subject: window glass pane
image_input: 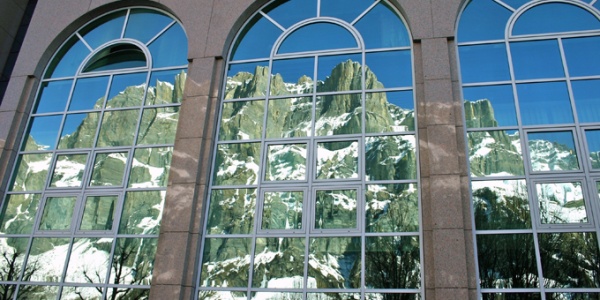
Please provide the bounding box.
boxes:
[207,189,256,235]
[146,69,186,105]
[366,184,419,232]
[316,141,358,180]
[80,11,126,49]
[137,106,179,145]
[308,237,360,288]
[225,62,269,99]
[317,54,362,92]
[546,293,600,300]
[50,153,88,187]
[468,130,524,177]
[517,82,573,125]
[252,292,303,299]
[366,294,420,300]
[46,37,91,78]
[83,44,147,72]
[266,96,313,138]
[536,182,587,224]
[231,15,282,61]
[96,109,139,147]
[355,2,410,48]
[463,85,517,128]
[219,100,265,141]
[34,80,72,113]
[107,288,149,299]
[80,196,117,231]
[270,57,314,96]
[26,237,71,281]
[315,189,357,230]
[264,0,316,29]
[57,77,90,102]
[261,191,303,230]
[119,191,164,235]
[457,0,512,42]
[586,129,600,169]
[483,293,540,300]
[365,236,420,288]
[563,36,600,77]
[459,44,510,83]
[10,153,52,192]
[510,40,564,80]
[0,194,40,234]
[366,91,415,133]
[0,237,29,281]
[64,238,112,283]
[106,72,147,108]
[200,238,252,287]
[90,152,128,186]
[110,238,158,285]
[39,197,76,230]
[527,131,579,172]
[316,94,362,136]
[22,115,62,151]
[212,143,261,186]
[124,9,173,44]
[148,23,188,68]
[512,3,600,36]
[58,113,100,149]
[265,143,307,181]
[472,180,531,230]
[61,286,104,300]
[502,0,530,10]
[320,0,374,22]
[477,234,539,288]
[538,232,600,288]
[252,237,305,288]
[18,285,60,299]
[366,135,416,180]
[128,147,173,188]
[365,50,412,89]
[278,23,357,54]
[572,79,600,123]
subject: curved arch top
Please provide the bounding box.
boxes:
[229,0,411,61]
[509,1,600,37]
[276,19,361,55]
[45,7,188,79]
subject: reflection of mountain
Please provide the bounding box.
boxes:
[468,99,597,289]
[465,99,579,177]
[205,61,420,293]
[1,72,185,295]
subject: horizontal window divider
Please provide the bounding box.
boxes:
[365,179,418,185]
[273,47,363,59]
[209,185,259,190]
[462,80,514,87]
[363,232,420,236]
[513,78,568,84]
[475,229,534,235]
[149,65,188,72]
[508,29,600,41]
[457,39,507,46]
[82,66,149,77]
[479,288,542,293]
[363,46,412,53]
[364,131,417,137]
[470,176,527,181]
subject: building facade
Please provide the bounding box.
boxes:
[0,0,598,299]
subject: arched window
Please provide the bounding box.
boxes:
[458,0,600,298]
[197,0,421,299]
[0,7,187,299]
